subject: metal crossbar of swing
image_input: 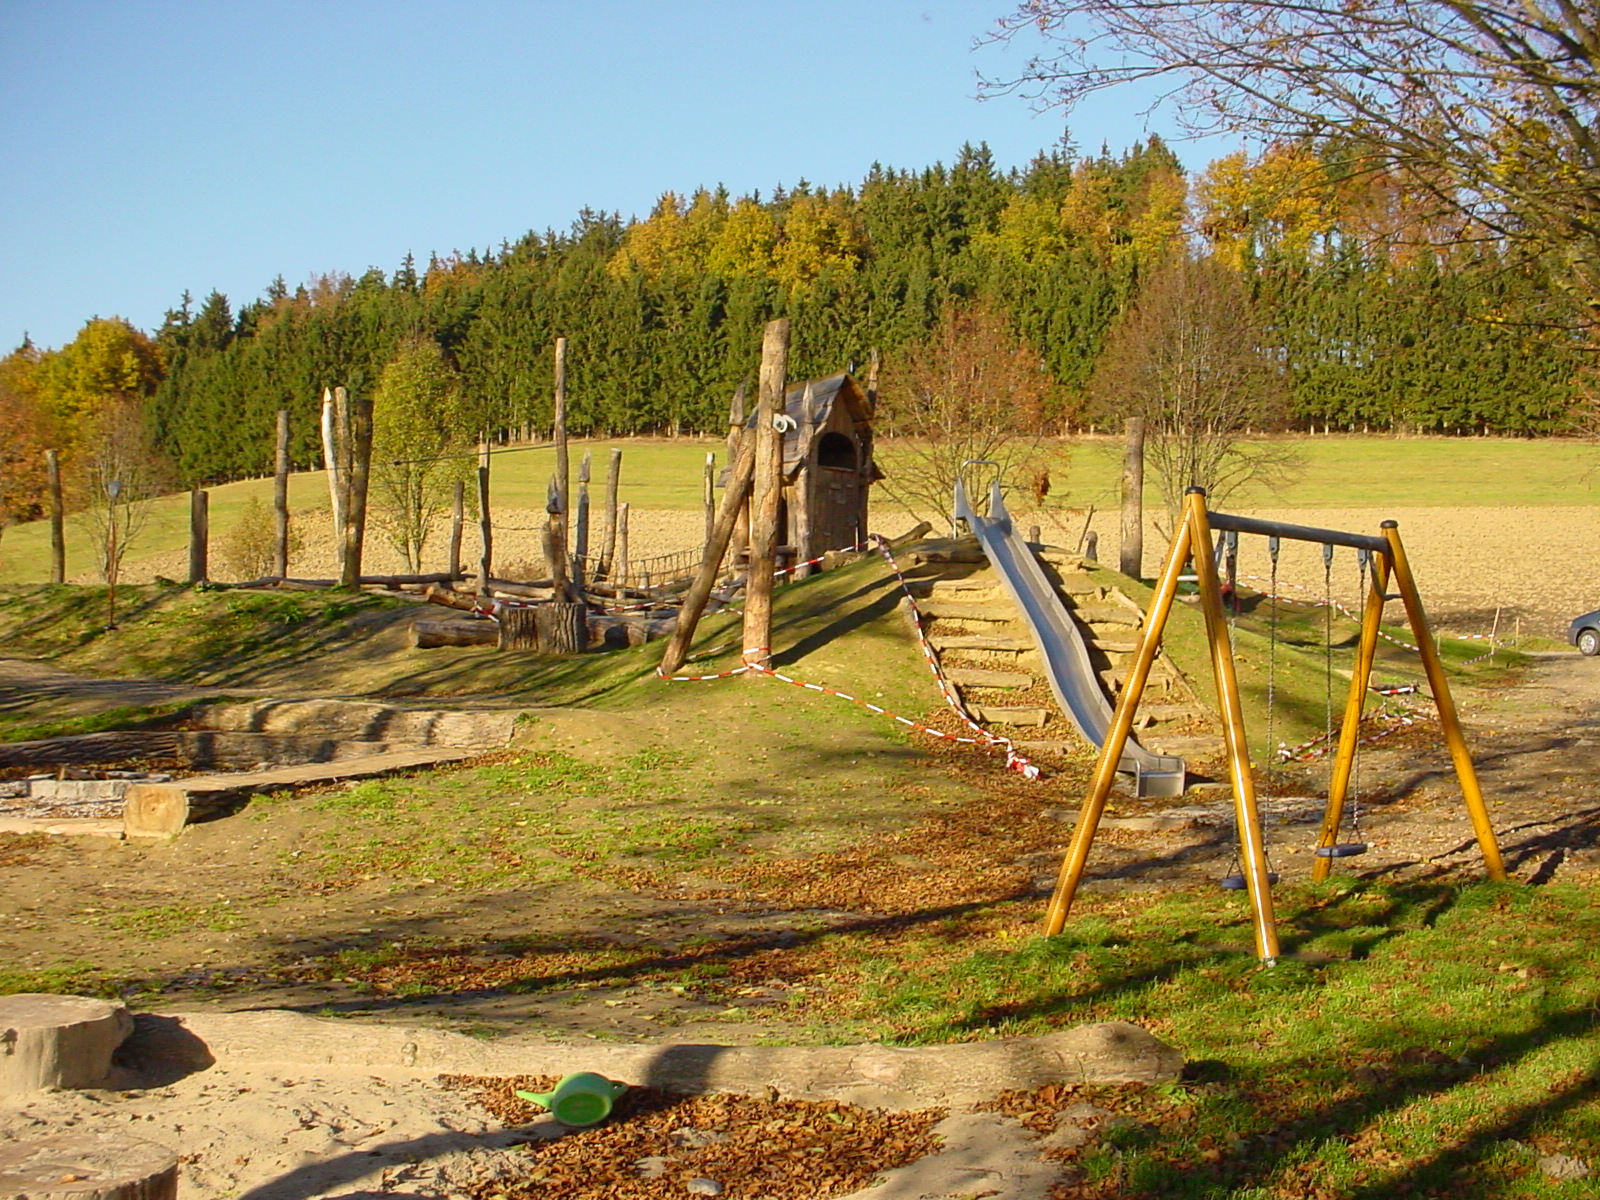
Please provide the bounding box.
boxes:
[1041,489,1508,966]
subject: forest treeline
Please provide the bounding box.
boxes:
[0,137,1588,513]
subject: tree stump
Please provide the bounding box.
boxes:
[535,602,587,653]
[0,994,132,1095]
[0,1132,177,1200]
[497,605,539,651]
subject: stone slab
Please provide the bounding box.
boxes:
[945,668,1034,690]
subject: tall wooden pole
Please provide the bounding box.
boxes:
[273,409,291,578]
[545,477,570,598]
[601,447,622,577]
[617,502,631,590]
[702,451,715,550]
[551,337,570,597]
[449,480,465,578]
[45,450,64,584]
[476,441,493,597]
[187,489,209,584]
[575,449,592,588]
[743,318,790,673]
[339,394,373,590]
[320,388,344,547]
[1120,416,1145,579]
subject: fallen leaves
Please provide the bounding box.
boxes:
[445,1074,945,1200]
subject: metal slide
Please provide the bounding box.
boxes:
[953,478,1186,799]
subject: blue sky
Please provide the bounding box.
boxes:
[0,1,1236,352]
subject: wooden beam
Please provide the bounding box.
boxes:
[658,425,757,677]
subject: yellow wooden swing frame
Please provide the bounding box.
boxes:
[1042,488,1507,964]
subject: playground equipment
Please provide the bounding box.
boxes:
[1042,487,1507,964]
[954,475,1185,798]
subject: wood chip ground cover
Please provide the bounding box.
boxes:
[444,1074,945,1200]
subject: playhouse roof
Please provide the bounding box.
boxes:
[743,372,873,475]
[718,371,881,487]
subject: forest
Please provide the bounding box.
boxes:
[0,135,1587,519]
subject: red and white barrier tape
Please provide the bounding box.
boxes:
[654,534,1041,780]
[1238,574,1422,652]
[1275,708,1422,763]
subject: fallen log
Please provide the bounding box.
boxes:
[222,572,472,590]
[414,616,499,648]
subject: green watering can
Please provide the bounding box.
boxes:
[516,1072,629,1126]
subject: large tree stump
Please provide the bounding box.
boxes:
[536,602,587,653]
[497,605,539,650]
[0,994,132,1095]
[0,1132,177,1200]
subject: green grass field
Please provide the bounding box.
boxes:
[4,435,1596,585]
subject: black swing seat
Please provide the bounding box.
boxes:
[1220,872,1280,890]
[1314,842,1369,858]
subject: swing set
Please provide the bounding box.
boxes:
[1043,488,1507,965]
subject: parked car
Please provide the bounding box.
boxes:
[1569,609,1600,656]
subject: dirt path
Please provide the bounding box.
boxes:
[0,657,243,723]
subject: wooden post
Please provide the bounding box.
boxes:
[703,451,715,550]
[551,337,571,597]
[1120,416,1145,580]
[544,477,570,597]
[743,318,790,672]
[728,382,750,561]
[793,381,816,580]
[575,449,591,587]
[187,489,209,584]
[659,425,758,676]
[273,409,291,578]
[339,394,372,590]
[321,387,345,562]
[617,502,630,590]
[45,450,64,584]
[449,480,465,578]
[601,447,622,578]
[476,441,493,597]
